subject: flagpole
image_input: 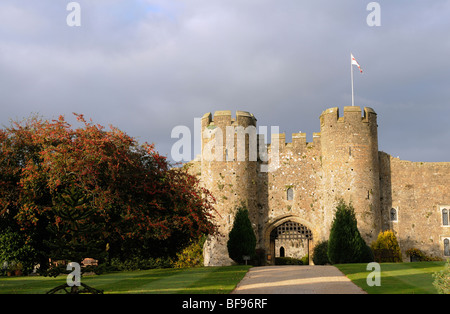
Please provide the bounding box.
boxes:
[351,54,355,106]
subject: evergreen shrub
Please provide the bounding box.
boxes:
[174,235,206,268]
[227,205,256,264]
[371,230,402,262]
[312,240,330,265]
[327,199,373,264]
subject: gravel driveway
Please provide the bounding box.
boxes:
[232,265,366,294]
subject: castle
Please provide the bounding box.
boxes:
[187,106,450,266]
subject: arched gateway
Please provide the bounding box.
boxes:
[266,219,314,265]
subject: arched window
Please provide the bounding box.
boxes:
[280,246,285,257]
[390,208,398,222]
[442,208,449,226]
[287,188,293,201]
[444,239,450,256]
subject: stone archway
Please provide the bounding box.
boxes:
[264,216,315,265]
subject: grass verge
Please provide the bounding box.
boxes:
[335,261,446,294]
[0,265,251,294]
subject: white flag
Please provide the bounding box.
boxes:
[351,53,363,73]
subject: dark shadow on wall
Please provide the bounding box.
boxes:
[378,151,392,231]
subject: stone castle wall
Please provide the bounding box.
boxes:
[188,106,450,265]
[379,152,450,259]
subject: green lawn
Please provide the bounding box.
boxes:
[336,261,446,294]
[3,262,445,294]
[0,265,251,294]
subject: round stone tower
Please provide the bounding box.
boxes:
[319,106,381,244]
[201,110,259,266]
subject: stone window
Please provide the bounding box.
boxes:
[390,208,398,222]
[286,188,294,201]
[444,238,450,256]
[442,208,449,226]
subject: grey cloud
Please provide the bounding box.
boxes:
[0,1,449,162]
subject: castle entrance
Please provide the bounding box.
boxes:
[269,221,313,265]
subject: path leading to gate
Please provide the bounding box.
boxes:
[232,265,366,294]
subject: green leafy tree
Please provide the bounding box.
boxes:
[227,205,256,264]
[0,227,37,275]
[327,199,373,264]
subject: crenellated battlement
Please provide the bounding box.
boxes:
[201,110,259,163]
[202,107,377,156]
[268,132,321,153]
[319,106,377,128]
[201,110,257,130]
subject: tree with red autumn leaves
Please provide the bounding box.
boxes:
[0,114,216,277]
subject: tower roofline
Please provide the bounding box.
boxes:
[320,106,377,126]
[201,110,257,127]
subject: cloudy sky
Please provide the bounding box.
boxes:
[1,0,449,163]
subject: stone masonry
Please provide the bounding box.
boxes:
[187,106,450,266]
